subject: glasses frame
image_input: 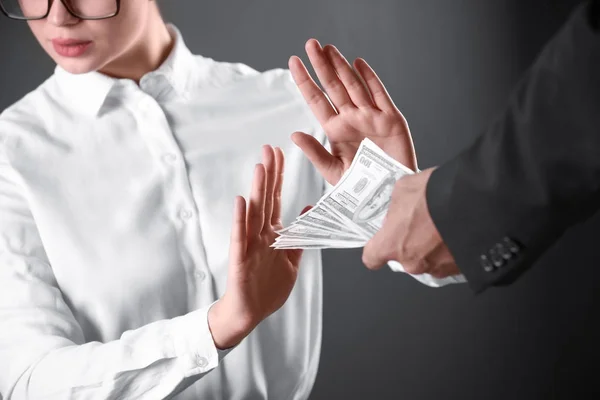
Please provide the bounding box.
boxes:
[0,0,121,20]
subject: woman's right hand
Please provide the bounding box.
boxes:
[208,145,308,349]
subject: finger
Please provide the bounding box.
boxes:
[300,205,313,215]
[291,131,343,185]
[323,45,374,109]
[353,58,398,113]
[247,163,267,238]
[229,196,247,266]
[429,268,449,279]
[271,147,285,225]
[289,55,337,126]
[262,145,276,230]
[304,39,354,111]
[362,229,393,271]
[402,260,424,275]
[429,263,460,279]
[402,260,429,275]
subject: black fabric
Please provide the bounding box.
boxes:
[591,0,599,29]
[426,1,600,293]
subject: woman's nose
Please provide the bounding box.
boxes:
[47,0,79,26]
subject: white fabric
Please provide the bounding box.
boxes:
[0,24,460,400]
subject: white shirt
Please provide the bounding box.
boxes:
[0,24,462,400]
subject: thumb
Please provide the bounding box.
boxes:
[291,132,342,185]
[362,228,391,271]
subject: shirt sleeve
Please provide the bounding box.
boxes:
[387,260,467,287]
[0,145,226,399]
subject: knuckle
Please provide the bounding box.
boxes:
[348,79,364,91]
[326,78,342,90]
[307,91,323,105]
[403,262,420,274]
[410,259,429,275]
[361,254,371,268]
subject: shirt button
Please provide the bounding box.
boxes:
[162,153,177,164]
[195,355,208,368]
[179,209,193,220]
[194,270,206,281]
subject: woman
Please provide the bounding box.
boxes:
[0,0,450,398]
[0,0,328,398]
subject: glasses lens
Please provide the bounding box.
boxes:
[0,0,118,19]
[1,0,47,19]
[68,0,117,19]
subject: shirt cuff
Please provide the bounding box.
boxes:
[168,302,231,378]
[387,260,468,287]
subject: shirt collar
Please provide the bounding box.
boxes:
[54,24,198,117]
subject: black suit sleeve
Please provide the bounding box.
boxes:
[425,0,600,293]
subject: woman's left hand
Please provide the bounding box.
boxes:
[289,39,418,186]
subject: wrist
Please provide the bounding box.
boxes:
[207,296,256,350]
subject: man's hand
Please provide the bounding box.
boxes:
[289,39,418,185]
[208,146,307,349]
[362,168,461,279]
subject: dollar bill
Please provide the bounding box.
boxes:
[292,205,361,237]
[275,223,363,242]
[270,242,363,250]
[318,139,413,237]
[272,138,413,250]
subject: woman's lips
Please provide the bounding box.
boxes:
[51,38,92,57]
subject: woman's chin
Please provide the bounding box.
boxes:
[54,57,101,75]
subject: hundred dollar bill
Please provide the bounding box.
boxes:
[291,205,361,237]
[273,237,365,246]
[275,223,363,242]
[318,138,414,237]
[271,242,364,250]
[272,236,366,248]
[296,204,346,226]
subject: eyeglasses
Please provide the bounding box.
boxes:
[0,0,121,20]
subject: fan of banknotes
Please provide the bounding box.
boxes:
[272,138,414,250]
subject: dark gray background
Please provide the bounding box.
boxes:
[1,1,598,399]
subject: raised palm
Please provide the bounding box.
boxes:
[224,146,304,326]
[289,39,418,185]
[210,146,307,349]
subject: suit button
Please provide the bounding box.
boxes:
[503,237,520,253]
[495,243,512,260]
[489,248,504,267]
[480,255,494,272]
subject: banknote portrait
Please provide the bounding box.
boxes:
[353,173,399,224]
